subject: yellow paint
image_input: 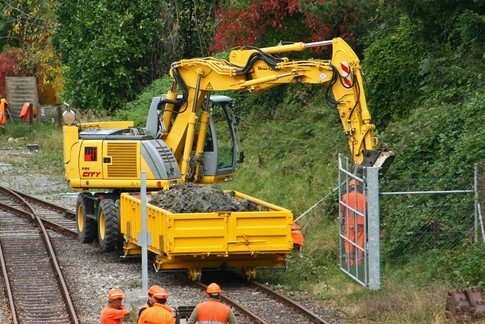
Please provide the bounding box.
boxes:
[119,191,293,271]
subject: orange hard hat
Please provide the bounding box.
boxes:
[348,179,358,187]
[206,283,222,294]
[291,222,301,231]
[148,285,163,295]
[153,288,169,299]
[107,288,125,301]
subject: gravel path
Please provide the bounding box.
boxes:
[0,148,340,323]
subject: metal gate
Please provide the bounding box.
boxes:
[338,155,482,290]
[338,155,381,289]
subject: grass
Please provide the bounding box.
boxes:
[0,120,65,176]
[1,99,480,323]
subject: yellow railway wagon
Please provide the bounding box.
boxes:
[120,191,293,280]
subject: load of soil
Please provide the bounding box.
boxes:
[149,183,267,213]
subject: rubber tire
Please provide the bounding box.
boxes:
[97,199,119,252]
[76,194,96,243]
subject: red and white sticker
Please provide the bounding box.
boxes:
[340,61,353,87]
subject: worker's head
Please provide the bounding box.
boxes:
[153,289,169,304]
[147,285,163,305]
[107,288,125,308]
[206,283,222,299]
[348,179,359,188]
[291,222,301,231]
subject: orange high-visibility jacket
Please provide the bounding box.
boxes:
[196,299,231,323]
[100,305,129,324]
[137,303,174,324]
[0,99,7,125]
[291,223,304,246]
[19,102,37,121]
[341,189,367,226]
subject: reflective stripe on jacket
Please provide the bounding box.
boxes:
[197,299,231,324]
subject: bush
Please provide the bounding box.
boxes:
[363,16,425,126]
[114,76,173,126]
[0,48,31,97]
[52,0,166,111]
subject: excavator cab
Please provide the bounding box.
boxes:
[146,94,241,183]
[203,95,241,178]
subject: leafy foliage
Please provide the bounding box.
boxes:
[363,16,426,126]
[212,0,377,54]
[113,76,173,126]
[363,1,485,284]
[395,0,484,43]
[428,244,485,289]
[166,0,220,58]
[52,0,166,111]
[1,0,63,100]
[0,48,31,97]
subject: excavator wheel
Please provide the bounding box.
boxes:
[97,198,119,252]
[76,194,96,243]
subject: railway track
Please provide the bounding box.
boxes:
[0,186,78,323]
[188,272,330,324]
[1,187,335,323]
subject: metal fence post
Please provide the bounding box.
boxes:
[140,172,148,294]
[474,163,478,243]
[367,167,381,290]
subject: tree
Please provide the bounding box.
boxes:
[212,0,377,55]
[0,48,31,97]
[1,0,63,102]
[52,0,166,111]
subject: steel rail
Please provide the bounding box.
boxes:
[6,189,77,237]
[0,241,18,324]
[0,186,79,323]
[8,189,332,323]
[193,280,267,323]
[250,280,329,323]
[12,189,76,219]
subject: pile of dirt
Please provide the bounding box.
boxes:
[149,183,266,213]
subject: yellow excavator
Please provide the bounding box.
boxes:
[63,37,394,256]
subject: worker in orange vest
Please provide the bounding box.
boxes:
[138,285,163,318]
[0,98,8,126]
[187,283,237,324]
[100,288,131,323]
[340,179,367,265]
[137,289,175,324]
[291,222,304,251]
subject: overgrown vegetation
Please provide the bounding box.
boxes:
[366,0,485,291]
[1,0,484,322]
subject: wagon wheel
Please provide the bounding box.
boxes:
[243,267,256,281]
[188,268,202,281]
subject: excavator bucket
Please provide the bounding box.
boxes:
[361,149,395,175]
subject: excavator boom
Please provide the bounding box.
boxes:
[163,37,394,181]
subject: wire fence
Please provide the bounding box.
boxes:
[377,165,484,274]
[335,155,484,289]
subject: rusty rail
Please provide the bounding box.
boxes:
[0,186,79,323]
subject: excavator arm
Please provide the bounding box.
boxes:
[161,37,394,182]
